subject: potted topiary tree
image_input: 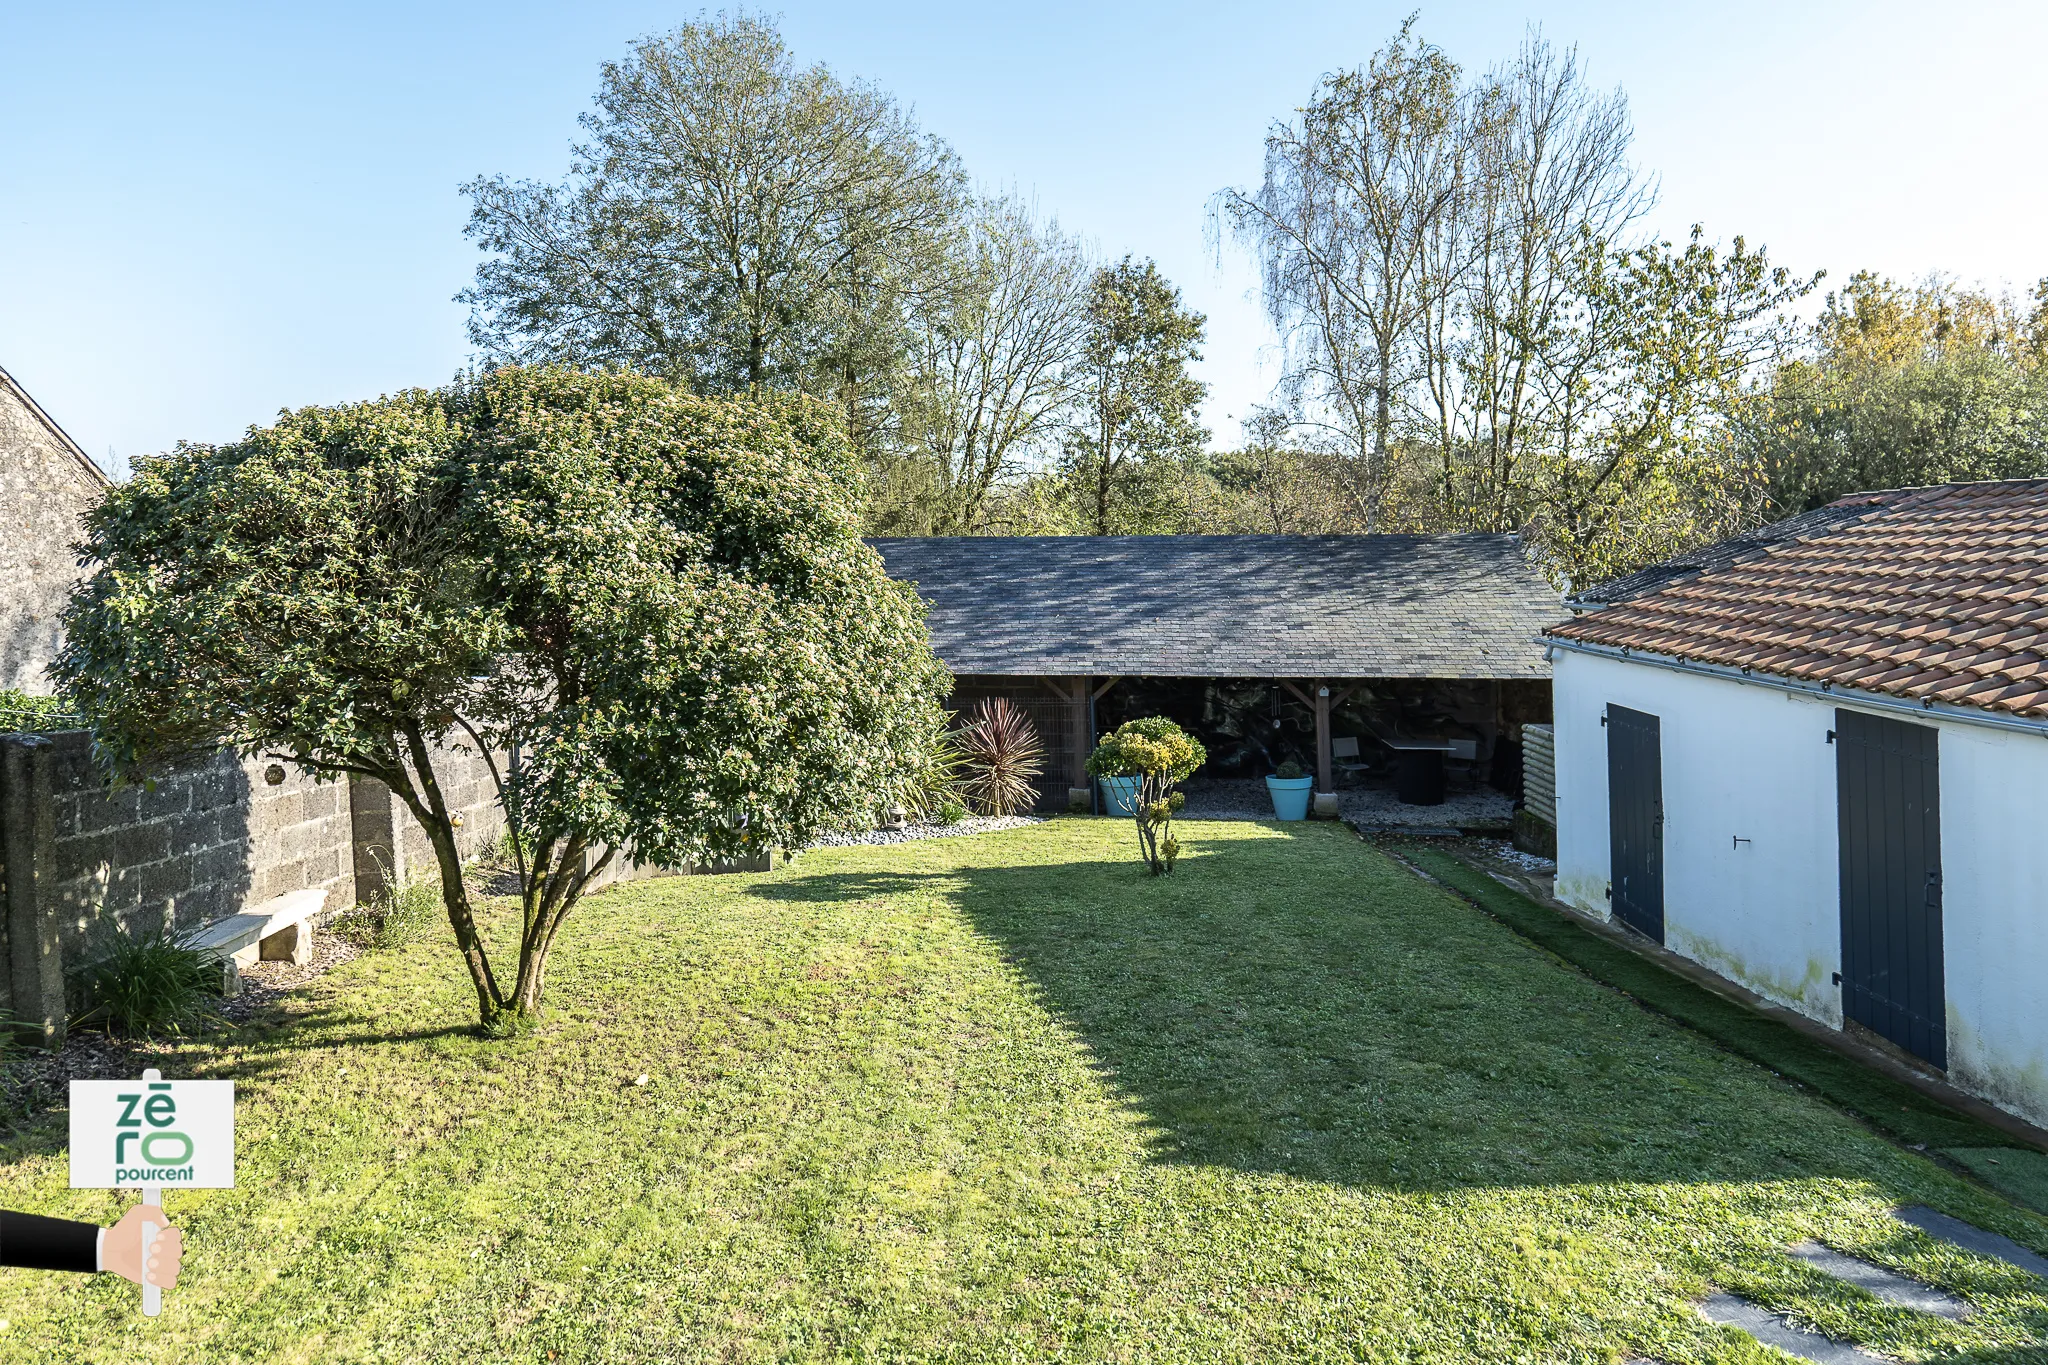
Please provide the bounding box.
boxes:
[1087,717,1207,875]
[1266,759,1313,821]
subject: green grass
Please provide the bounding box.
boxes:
[1,819,2045,1363]
[1395,840,2028,1158]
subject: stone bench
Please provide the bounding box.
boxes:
[189,888,327,995]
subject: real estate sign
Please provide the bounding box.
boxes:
[69,1077,235,1190]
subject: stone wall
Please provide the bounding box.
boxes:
[0,368,108,694]
[0,730,507,1041]
[349,743,509,900]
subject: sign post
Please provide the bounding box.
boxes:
[70,1067,234,1315]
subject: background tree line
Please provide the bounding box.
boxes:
[464,13,2048,588]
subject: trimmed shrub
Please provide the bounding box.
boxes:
[1088,717,1207,875]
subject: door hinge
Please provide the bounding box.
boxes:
[1603,885,1612,899]
[1832,971,1842,986]
[1600,712,1609,727]
[1826,729,1836,743]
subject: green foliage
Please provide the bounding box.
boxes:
[0,689,83,734]
[1088,717,1206,875]
[56,366,950,1032]
[78,929,216,1037]
[895,721,964,822]
[1273,759,1304,780]
[1750,272,2048,514]
[339,873,443,951]
[933,796,968,826]
[1053,257,1209,535]
[460,13,965,458]
[953,698,1043,817]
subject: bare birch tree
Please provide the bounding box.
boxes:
[877,198,1090,533]
[1418,36,1652,530]
[1213,18,1464,528]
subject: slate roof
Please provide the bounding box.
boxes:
[870,534,1563,679]
[1548,479,2048,717]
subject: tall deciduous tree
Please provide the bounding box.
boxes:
[1214,18,1463,528]
[459,14,965,441]
[57,368,950,1033]
[873,197,1091,534]
[1060,257,1209,535]
[1417,36,1650,529]
[1534,228,1815,584]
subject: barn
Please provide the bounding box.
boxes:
[872,534,1561,815]
[1545,479,2048,1127]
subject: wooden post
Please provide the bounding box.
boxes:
[1071,676,1092,797]
[1314,681,1332,794]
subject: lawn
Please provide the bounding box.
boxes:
[2,819,2045,1363]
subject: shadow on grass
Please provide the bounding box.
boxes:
[755,825,1886,1197]
[0,1008,478,1161]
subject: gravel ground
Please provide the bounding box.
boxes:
[805,815,1043,848]
[1472,837,1557,872]
[1174,777,1515,830]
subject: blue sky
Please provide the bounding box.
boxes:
[5,1,2044,474]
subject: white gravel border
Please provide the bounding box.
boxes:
[805,815,1043,848]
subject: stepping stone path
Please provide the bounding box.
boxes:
[1893,1203,2048,1279]
[1786,1240,1971,1319]
[1698,1294,1888,1365]
[1638,1206,2048,1363]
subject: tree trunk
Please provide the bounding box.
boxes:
[396,721,510,1032]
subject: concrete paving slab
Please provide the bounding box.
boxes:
[1894,1205,2048,1279]
[1699,1294,1888,1364]
[1787,1240,1970,1318]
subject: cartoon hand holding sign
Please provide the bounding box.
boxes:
[66,1068,233,1315]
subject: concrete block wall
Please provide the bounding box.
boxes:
[350,743,507,901]
[0,730,507,1041]
[39,734,357,951]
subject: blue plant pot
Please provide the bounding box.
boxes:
[1265,774,1314,821]
[1098,775,1142,817]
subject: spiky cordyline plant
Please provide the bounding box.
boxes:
[954,698,1044,817]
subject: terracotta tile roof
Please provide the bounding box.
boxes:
[1547,479,2048,718]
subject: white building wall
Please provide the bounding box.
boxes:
[1553,646,2048,1128]
[1935,726,2048,1123]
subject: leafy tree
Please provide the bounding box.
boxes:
[1057,257,1209,535]
[1750,272,2048,513]
[1087,718,1206,875]
[57,368,950,1033]
[460,15,965,439]
[1530,227,1816,585]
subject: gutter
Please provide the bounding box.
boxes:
[1542,637,2048,743]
